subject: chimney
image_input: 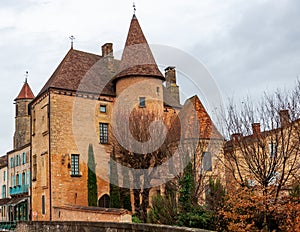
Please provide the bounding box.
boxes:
[252,123,260,136]
[165,66,180,105]
[165,66,176,88]
[231,133,242,143]
[101,43,113,57]
[279,110,290,127]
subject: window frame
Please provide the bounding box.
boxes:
[10,157,14,168]
[42,195,45,215]
[32,155,37,181]
[71,154,80,177]
[22,152,26,164]
[100,105,107,113]
[139,97,146,108]
[99,123,109,144]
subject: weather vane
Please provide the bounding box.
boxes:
[24,71,28,83]
[133,2,136,15]
[69,35,75,49]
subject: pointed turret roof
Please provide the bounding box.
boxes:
[15,79,35,101]
[114,14,165,81]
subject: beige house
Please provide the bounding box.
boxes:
[224,110,300,193]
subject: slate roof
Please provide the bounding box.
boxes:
[37,49,118,98]
[114,14,165,81]
[15,81,35,101]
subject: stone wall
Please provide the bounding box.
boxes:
[52,205,131,222]
[16,221,212,232]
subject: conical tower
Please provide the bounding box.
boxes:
[14,79,35,149]
[114,14,165,110]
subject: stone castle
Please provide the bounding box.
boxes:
[0,14,224,222]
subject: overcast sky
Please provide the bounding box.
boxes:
[0,0,299,155]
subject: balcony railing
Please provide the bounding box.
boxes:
[9,185,29,195]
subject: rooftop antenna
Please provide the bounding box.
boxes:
[69,35,75,49]
[24,71,28,83]
[133,2,136,15]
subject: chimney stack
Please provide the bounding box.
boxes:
[279,110,290,127]
[101,43,113,57]
[231,133,242,143]
[252,123,260,136]
[165,66,176,88]
[165,66,180,105]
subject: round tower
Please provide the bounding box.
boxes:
[14,78,35,149]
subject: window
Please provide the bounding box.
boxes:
[202,152,212,171]
[100,105,107,113]
[22,172,26,185]
[15,155,19,166]
[139,97,146,107]
[42,195,45,214]
[16,174,20,186]
[71,154,80,176]
[156,87,160,96]
[98,194,110,208]
[2,185,6,198]
[22,152,26,164]
[32,155,37,181]
[10,157,14,168]
[3,171,6,181]
[100,123,108,144]
[269,142,277,158]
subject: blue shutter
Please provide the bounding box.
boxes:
[23,152,26,164]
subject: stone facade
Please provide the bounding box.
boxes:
[0,13,226,224]
[30,90,114,221]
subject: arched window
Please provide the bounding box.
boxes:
[98,194,110,208]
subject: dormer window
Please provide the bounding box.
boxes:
[139,97,146,108]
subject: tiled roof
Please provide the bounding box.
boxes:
[37,49,118,98]
[0,198,10,206]
[181,95,223,140]
[114,14,164,81]
[0,155,7,168]
[15,81,35,101]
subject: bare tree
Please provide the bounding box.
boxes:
[221,81,300,230]
[111,106,180,222]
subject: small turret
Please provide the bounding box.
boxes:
[14,78,35,149]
